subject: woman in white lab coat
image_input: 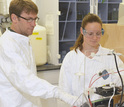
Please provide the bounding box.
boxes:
[0,0,82,107]
[59,13,124,106]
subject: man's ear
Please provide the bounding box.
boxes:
[11,14,18,22]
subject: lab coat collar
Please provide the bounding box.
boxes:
[93,45,112,62]
[76,46,101,59]
[6,28,30,45]
[95,45,112,56]
[77,45,110,63]
[92,45,104,62]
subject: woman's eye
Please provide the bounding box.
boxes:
[88,33,93,36]
[96,32,101,36]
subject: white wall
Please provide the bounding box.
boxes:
[36,0,60,65]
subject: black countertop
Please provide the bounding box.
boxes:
[37,64,61,71]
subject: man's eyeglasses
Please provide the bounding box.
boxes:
[16,14,39,23]
[82,28,104,38]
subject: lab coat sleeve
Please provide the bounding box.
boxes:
[0,45,58,99]
[59,52,73,94]
[0,44,82,106]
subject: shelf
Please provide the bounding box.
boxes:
[77,3,90,20]
[59,41,75,63]
[59,39,76,42]
[60,0,75,1]
[108,0,122,3]
[59,1,76,3]
[108,2,122,4]
[76,0,90,1]
[98,3,108,21]
[59,20,76,22]
[59,2,76,21]
[59,22,76,40]
[76,1,89,3]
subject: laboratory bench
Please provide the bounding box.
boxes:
[37,64,61,71]
[37,64,61,85]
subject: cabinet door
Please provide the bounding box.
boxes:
[98,0,108,23]
[76,0,90,39]
[59,0,77,63]
[77,1,90,21]
[59,2,76,41]
[59,0,90,63]
[107,0,122,23]
[98,0,122,23]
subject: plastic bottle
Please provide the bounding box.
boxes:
[29,23,47,66]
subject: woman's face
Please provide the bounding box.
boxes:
[81,22,102,49]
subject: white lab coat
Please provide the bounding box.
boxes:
[0,29,81,107]
[59,46,124,103]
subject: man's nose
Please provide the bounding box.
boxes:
[31,20,36,27]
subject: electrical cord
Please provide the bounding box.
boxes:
[89,69,124,88]
[72,92,91,107]
[88,91,92,107]
[72,92,83,107]
[89,74,97,88]
[108,86,115,107]
[89,72,111,88]
[113,53,124,107]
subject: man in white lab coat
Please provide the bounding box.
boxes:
[0,0,82,107]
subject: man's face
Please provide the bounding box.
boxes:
[16,12,38,36]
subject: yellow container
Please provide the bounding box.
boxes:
[29,24,47,66]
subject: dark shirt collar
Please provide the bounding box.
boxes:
[8,27,15,32]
